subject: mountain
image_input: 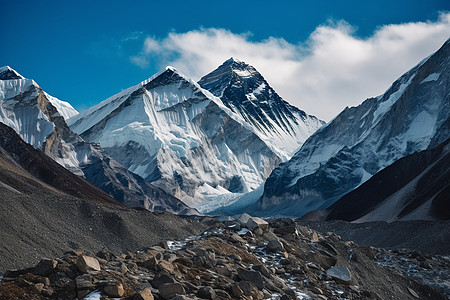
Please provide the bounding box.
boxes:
[0,122,121,206]
[0,67,193,214]
[258,39,450,217]
[326,138,450,222]
[198,58,324,160]
[0,124,207,271]
[68,67,282,206]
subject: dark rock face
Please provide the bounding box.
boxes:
[1,217,447,299]
[199,58,322,136]
[258,39,450,218]
[0,123,120,206]
[0,66,23,80]
[327,138,450,221]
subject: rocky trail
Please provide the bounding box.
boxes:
[0,216,447,299]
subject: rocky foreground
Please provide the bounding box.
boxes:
[0,216,448,300]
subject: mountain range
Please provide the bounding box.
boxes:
[0,66,194,214]
[67,62,323,206]
[256,38,450,219]
[0,39,449,222]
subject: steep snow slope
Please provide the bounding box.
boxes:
[258,39,450,217]
[68,67,281,206]
[327,138,450,222]
[199,58,324,160]
[0,67,194,214]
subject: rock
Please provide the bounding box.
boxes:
[76,255,101,273]
[32,259,58,276]
[407,287,420,299]
[159,282,186,299]
[326,266,351,283]
[252,265,271,278]
[237,213,252,226]
[105,282,124,297]
[215,265,232,276]
[139,256,158,269]
[267,240,284,252]
[133,288,154,300]
[262,231,279,242]
[197,286,216,299]
[237,268,264,290]
[34,282,44,293]
[164,253,178,263]
[75,274,94,290]
[247,217,269,231]
[232,281,264,299]
[311,231,319,242]
[157,260,175,273]
[151,271,176,288]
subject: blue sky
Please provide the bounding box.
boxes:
[1,0,449,120]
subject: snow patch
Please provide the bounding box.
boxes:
[420,73,440,84]
[373,74,416,121]
[83,291,101,300]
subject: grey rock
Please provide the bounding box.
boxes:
[197,286,216,299]
[267,240,284,252]
[159,282,186,299]
[326,266,351,283]
[237,268,264,290]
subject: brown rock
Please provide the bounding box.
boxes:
[134,288,154,300]
[139,256,158,269]
[105,283,124,297]
[157,260,175,273]
[76,255,101,273]
[232,281,263,299]
[34,282,44,293]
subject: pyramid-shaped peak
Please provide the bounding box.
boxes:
[225,57,245,64]
[0,66,25,80]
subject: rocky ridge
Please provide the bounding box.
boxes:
[1,216,446,299]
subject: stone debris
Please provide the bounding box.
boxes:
[0,216,447,299]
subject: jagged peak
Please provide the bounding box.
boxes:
[0,66,25,80]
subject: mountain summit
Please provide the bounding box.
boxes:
[68,67,282,206]
[199,58,324,159]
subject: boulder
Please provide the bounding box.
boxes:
[76,256,101,273]
[133,288,154,300]
[104,282,124,297]
[232,281,264,299]
[247,217,269,231]
[32,259,58,276]
[151,271,175,288]
[267,240,284,252]
[159,282,186,299]
[236,213,252,226]
[75,274,94,290]
[237,268,264,290]
[197,286,216,299]
[326,266,351,283]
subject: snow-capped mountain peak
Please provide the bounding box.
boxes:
[68,67,284,206]
[199,59,324,160]
[258,38,450,218]
[0,66,25,80]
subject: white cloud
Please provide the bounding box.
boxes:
[131,13,450,121]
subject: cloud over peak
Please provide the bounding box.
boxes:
[131,13,450,121]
